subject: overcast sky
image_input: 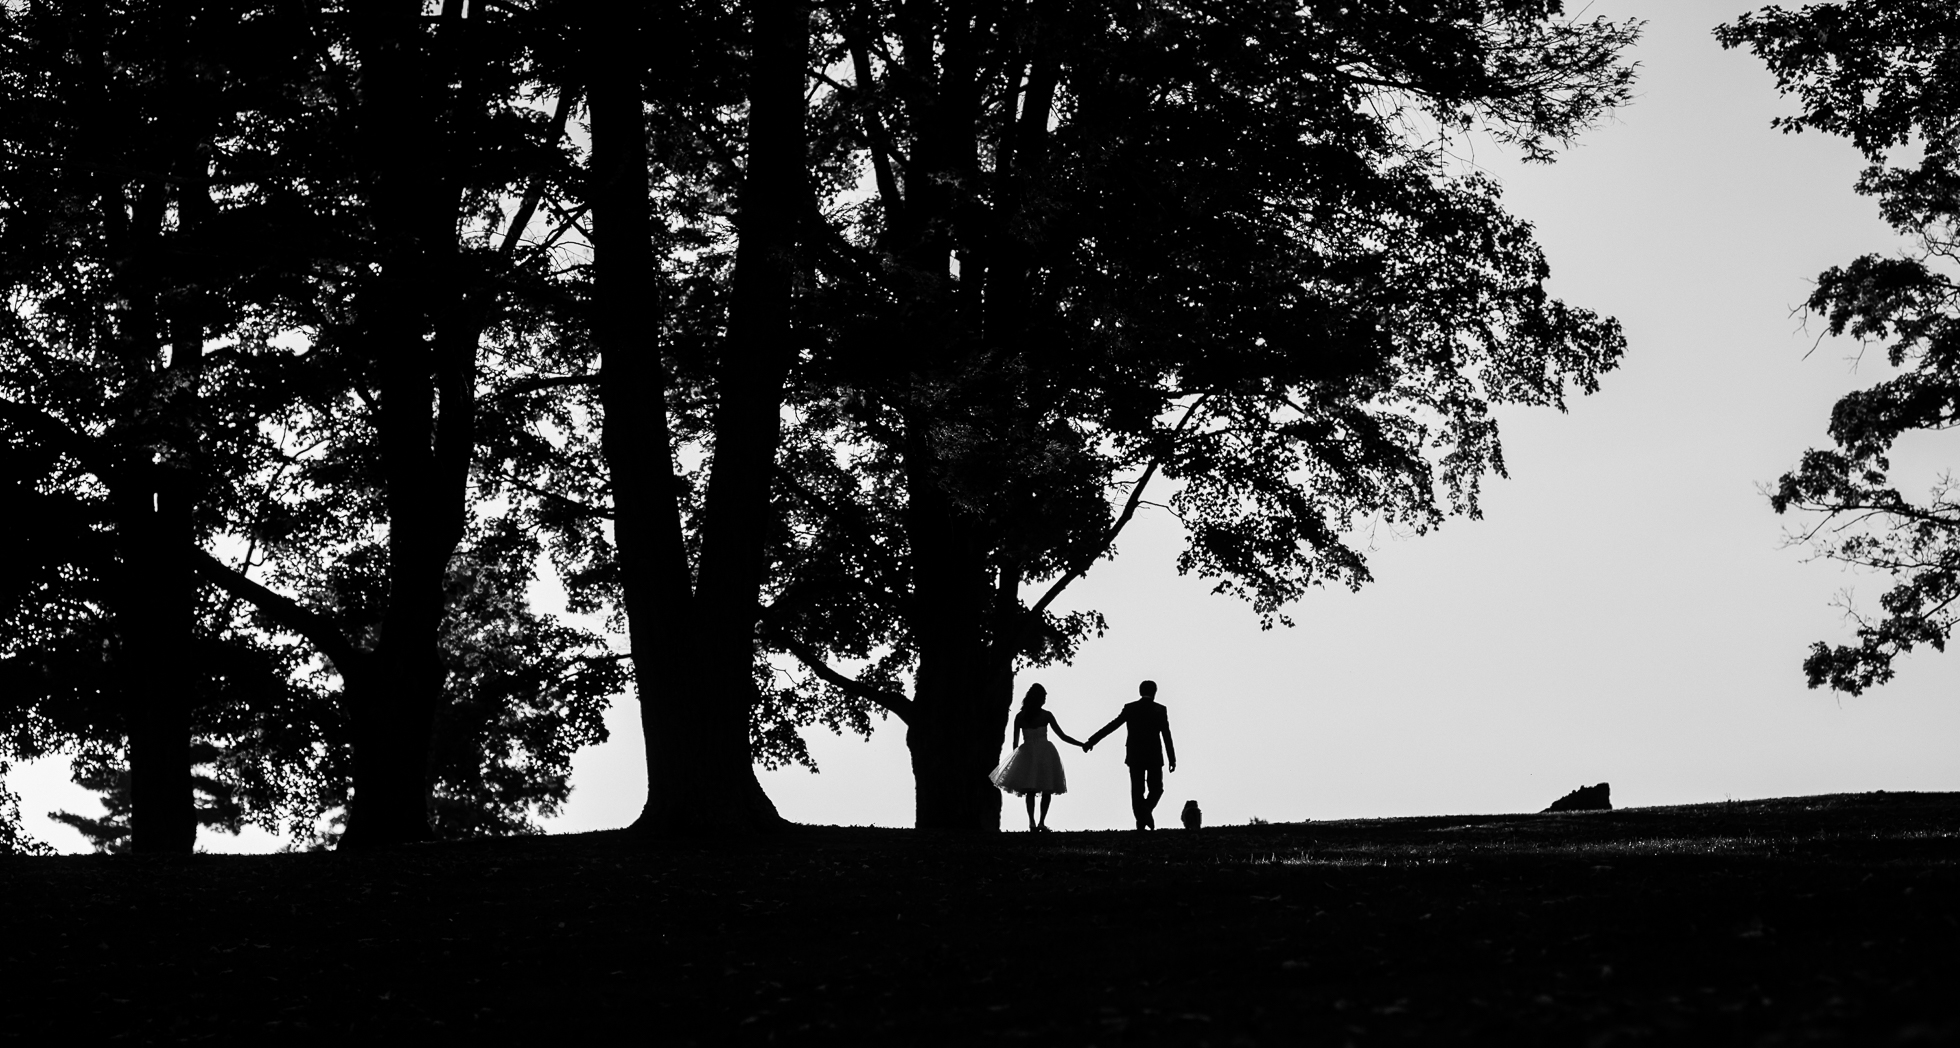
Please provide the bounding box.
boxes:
[14,0,1958,850]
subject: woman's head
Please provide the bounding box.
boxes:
[1022,683,1047,709]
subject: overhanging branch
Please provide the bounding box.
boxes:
[1013,395,1213,647]
[192,549,363,677]
[765,623,913,723]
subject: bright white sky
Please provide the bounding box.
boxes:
[12,0,1957,850]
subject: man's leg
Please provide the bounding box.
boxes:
[1128,764,1149,829]
[1142,765,1164,828]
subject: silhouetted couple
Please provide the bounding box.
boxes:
[990,680,1177,832]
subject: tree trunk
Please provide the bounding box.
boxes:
[119,471,196,854]
[858,13,1021,829]
[673,0,809,832]
[587,0,712,833]
[114,124,201,853]
[343,291,449,847]
[907,643,1015,830]
[339,0,462,847]
[125,60,221,854]
[591,1,803,834]
[902,436,1014,830]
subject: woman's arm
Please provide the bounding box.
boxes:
[1048,711,1084,748]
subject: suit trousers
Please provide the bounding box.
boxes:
[1128,763,1164,829]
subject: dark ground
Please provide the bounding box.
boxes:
[2,792,1955,1045]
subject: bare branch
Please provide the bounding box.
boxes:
[1017,395,1213,633]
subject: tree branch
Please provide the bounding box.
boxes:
[1015,395,1212,638]
[191,549,363,677]
[499,86,580,262]
[844,12,904,226]
[494,469,614,520]
[764,621,914,723]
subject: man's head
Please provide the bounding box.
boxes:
[1138,680,1157,699]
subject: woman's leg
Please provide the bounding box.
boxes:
[1024,792,1037,830]
[1038,793,1052,829]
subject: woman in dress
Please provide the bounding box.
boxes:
[990,683,1084,832]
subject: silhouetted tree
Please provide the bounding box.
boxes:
[578,0,819,833]
[0,0,328,851]
[765,0,1638,828]
[1721,1,1960,694]
[0,0,619,849]
[157,0,598,847]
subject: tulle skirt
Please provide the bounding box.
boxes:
[991,738,1067,796]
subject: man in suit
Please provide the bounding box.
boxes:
[1085,680,1177,830]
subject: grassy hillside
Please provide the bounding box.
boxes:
[2,792,1955,1044]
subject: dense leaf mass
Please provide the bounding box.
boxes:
[1721,1,1960,693]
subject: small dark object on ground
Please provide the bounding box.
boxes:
[1545,782,1612,812]
[1181,800,1202,829]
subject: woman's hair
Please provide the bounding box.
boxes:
[1022,683,1047,708]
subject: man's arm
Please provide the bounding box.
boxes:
[1084,708,1127,749]
[1161,713,1176,772]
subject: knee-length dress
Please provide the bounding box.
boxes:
[991,721,1067,796]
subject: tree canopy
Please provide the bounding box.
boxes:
[1721,0,1960,694]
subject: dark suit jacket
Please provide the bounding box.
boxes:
[1087,700,1171,767]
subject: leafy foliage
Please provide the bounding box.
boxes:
[766,0,1635,720]
[1721,1,1960,692]
[426,530,623,838]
